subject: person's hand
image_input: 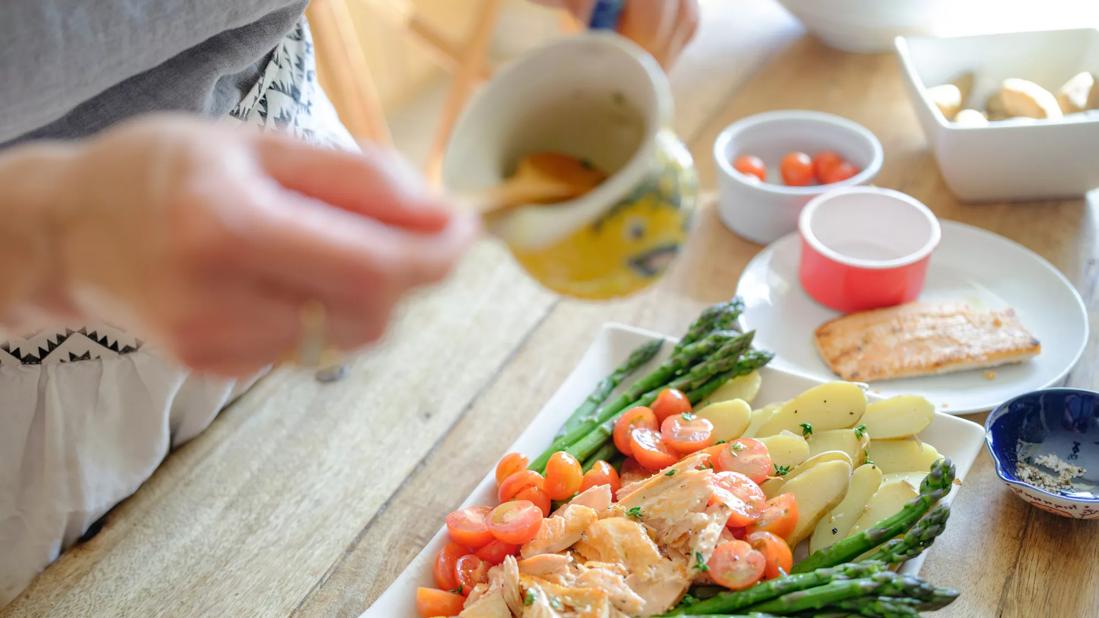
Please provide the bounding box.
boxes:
[537,0,700,68]
[0,114,476,376]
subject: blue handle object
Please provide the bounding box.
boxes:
[588,0,624,30]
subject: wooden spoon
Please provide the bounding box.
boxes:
[464,152,608,215]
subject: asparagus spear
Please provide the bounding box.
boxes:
[828,597,920,618]
[530,330,741,473]
[565,332,755,463]
[865,504,951,565]
[792,459,956,573]
[556,340,663,439]
[748,571,952,614]
[674,298,745,354]
[580,441,619,472]
[685,349,774,403]
[666,562,887,615]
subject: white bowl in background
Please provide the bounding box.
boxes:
[712,110,883,245]
[896,28,1099,202]
[776,0,949,53]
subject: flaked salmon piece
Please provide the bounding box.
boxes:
[466,582,491,606]
[614,452,710,503]
[518,553,576,585]
[611,454,717,545]
[572,517,691,615]
[487,555,523,616]
[553,485,612,517]
[573,518,664,572]
[521,504,599,559]
[519,576,613,618]
[521,581,563,618]
[574,562,646,616]
[460,588,513,618]
[814,302,1041,382]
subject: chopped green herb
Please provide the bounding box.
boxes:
[854,424,867,439]
[774,464,790,476]
[665,469,677,477]
[524,590,537,606]
[800,422,814,437]
[864,448,874,465]
[715,439,727,445]
[550,596,563,611]
[731,442,745,452]
[682,411,697,421]
[626,506,643,520]
[451,586,464,595]
[693,551,710,572]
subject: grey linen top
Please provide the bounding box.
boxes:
[0,0,308,146]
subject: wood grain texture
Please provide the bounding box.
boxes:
[3,7,1097,618]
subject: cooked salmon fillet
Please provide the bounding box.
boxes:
[814,302,1041,382]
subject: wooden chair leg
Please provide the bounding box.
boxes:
[423,0,503,183]
[307,0,393,145]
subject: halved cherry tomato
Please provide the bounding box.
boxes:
[746,493,799,540]
[811,150,842,181]
[715,438,773,484]
[580,460,622,494]
[619,457,648,486]
[544,451,583,500]
[487,500,543,545]
[495,452,529,487]
[821,161,859,184]
[475,539,519,565]
[444,506,493,549]
[708,540,766,590]
[498,470,544,503]
[780,151,814,186]
[613,406,658,456]
[433,541,466,590]
[515,485,551,517]
[651,388,692,422]
[661,413,716,453]
[733,155,766,181]
[711,470,767,527]
[453,554,488,594]
[416,587,466,617]
[629,426,680,471]
[747,530,794,579]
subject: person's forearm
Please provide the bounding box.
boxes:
[0,142,79,330]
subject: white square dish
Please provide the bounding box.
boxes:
[363,323,986,617]
[895,28,1099,202]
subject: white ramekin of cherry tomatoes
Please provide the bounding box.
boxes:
[712,110,883,244]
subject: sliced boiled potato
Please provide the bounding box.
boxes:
[757,382,866,437]
[758,431,811,470]
[861,396,934,439]
[762,450,853,498]
[1000,78,1063,119]
[808,428,869,466]
[810,463,883,553]
[866,439,941,474]
[882,471,927,492]
[847,479,918,538]
[927,83,963,120]
[696,399,751,442]
[702,371,762,406]
[743,403,780,438]
[780,459,853,546]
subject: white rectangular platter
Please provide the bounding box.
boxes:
[364,323,986,617]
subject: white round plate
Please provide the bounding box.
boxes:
[737,221,1089,415]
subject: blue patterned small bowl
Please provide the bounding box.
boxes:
[985,388,1099,519]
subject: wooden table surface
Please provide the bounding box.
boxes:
[4,5,1097,618]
